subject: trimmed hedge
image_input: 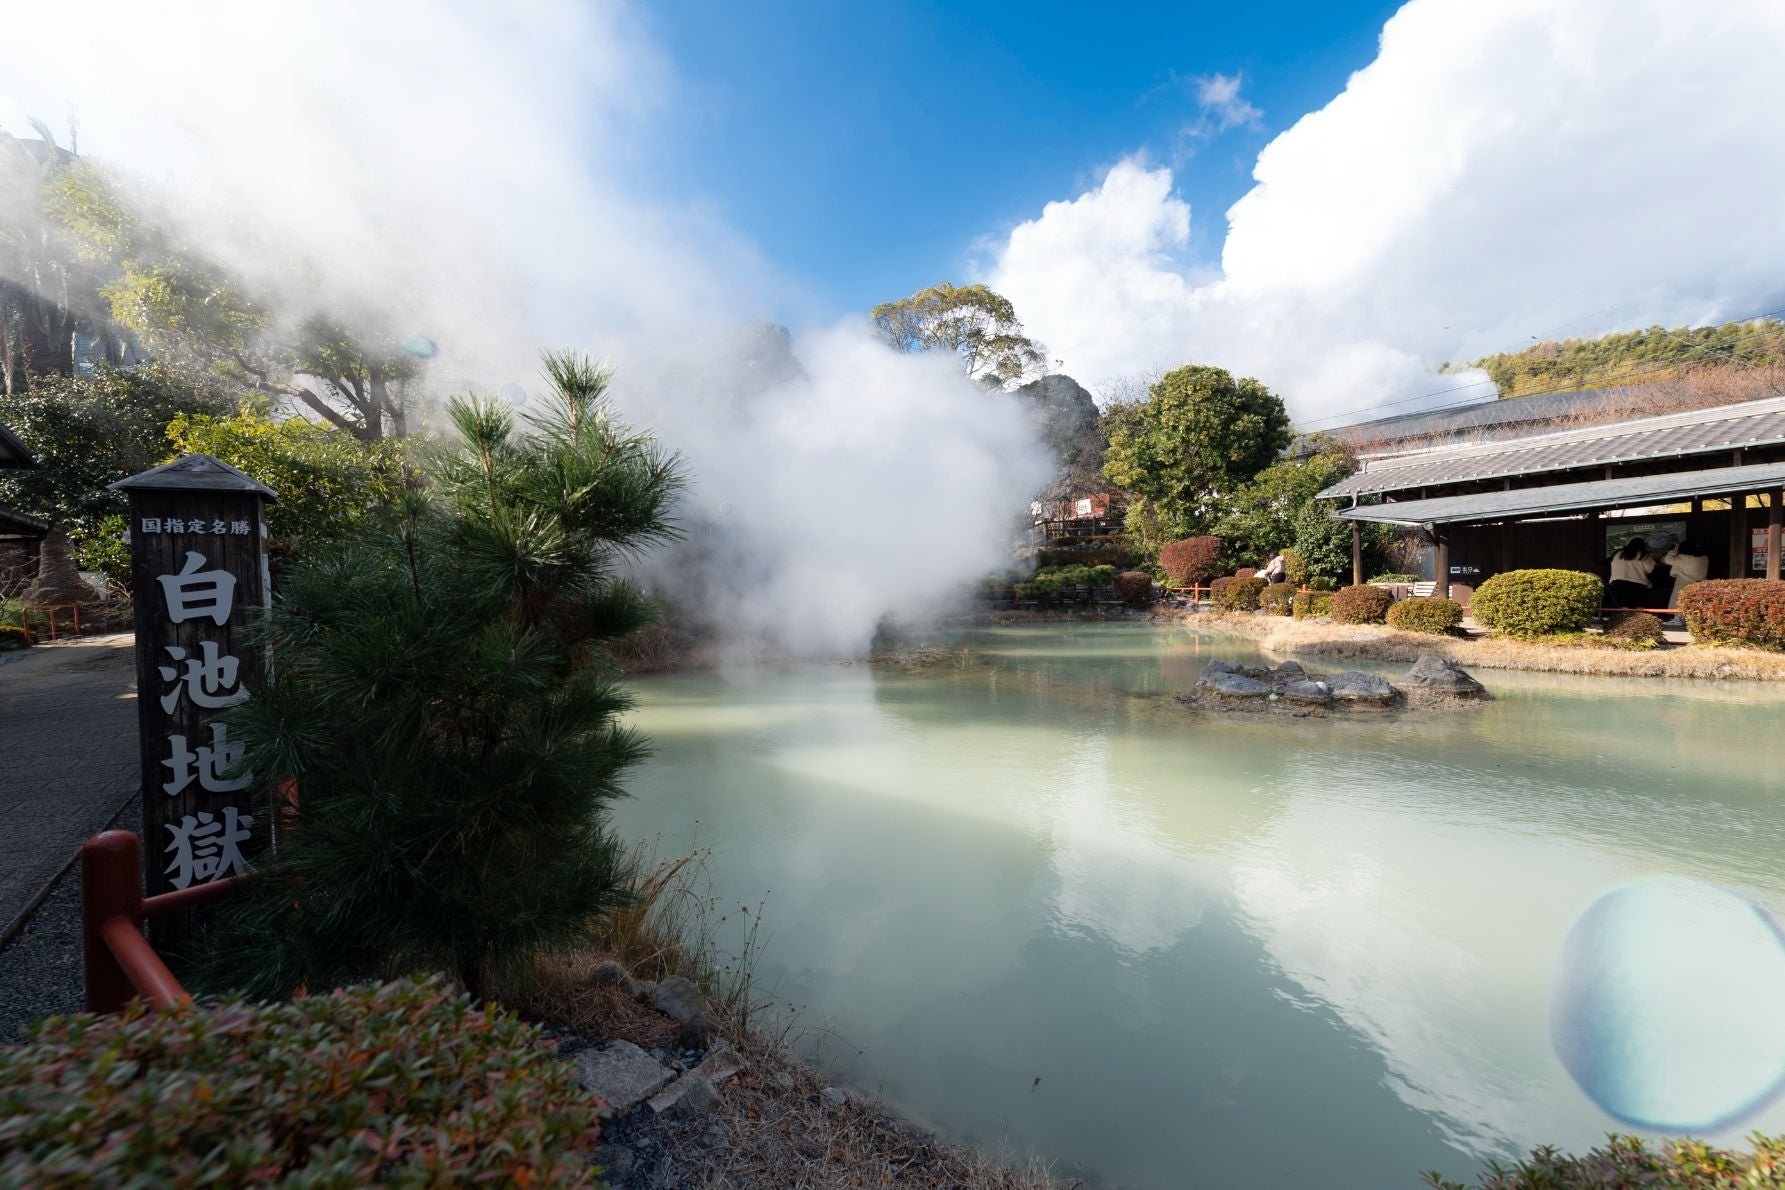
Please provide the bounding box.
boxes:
[1292,589,1334,619]
[1281,548,1310,589]
[1425,1133,1785,1189]
[0,625,28,649]
[1211,575,1267,611]
[1113,570,1155,607]
[1235,567,1257,579]
[1159,536,1222,586]
[1471,569,1603,638]
[1678,579,1785,650]
[1259,583,1296,616]
[1331,584,1394,624]
[1605,611,1667,649]
[1368,572,1420,584]
[1386,596,1463,635]
[0,976,601,1186]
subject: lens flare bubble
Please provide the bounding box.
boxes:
[1552,875,1785,1130]
[500,383,528,407]
[399,335,437,359]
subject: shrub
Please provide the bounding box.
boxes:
[1604,611,1667,649]
[0,624,28,649]
[1235,566,1257,579]
[1678,579,1785,650]
[1292,589,1335,619]
[1113,570,1155,607]
[1386,596,1463,635]
[1471,569,1603,638]
[1424,1133,1785,1190]
[1368,571,1420,584]
[1280,547,1310,589]
[1159,536,1222,586]
[1331,583,1394,624]
[1211,575,1267,611]
[0,976,601,1186]
[1259,583,1295,615]
[1309,576,1336,592]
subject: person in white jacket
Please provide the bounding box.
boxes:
[1661,541,1710,613]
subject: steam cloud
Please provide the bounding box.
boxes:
[985,0,1785,422]
[0,0,1052,656]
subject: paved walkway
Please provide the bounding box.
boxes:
[0,633,138,942]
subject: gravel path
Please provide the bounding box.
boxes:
[0,633,139,943]
[0,793,141,1042]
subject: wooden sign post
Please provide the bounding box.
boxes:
[109,455,276,951]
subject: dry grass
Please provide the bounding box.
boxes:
[500,846,1070,1190]
[1191,611,1785,680]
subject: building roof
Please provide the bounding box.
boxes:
[108,454,277,500]
[1318,394,1785,498]
[0,504,49,534]
[1292,386,1629,456]
[0,423,33,469]
[1333,459,1785,527]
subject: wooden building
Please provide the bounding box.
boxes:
[1317,395,1785,597]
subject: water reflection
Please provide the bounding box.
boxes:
[617,624,1785,1188]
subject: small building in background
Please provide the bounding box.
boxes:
[1317,394,1785,597]
[1032,491,1126,540]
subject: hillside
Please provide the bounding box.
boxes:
[1472,317,1785,397]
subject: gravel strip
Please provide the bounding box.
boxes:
[0,794,141,1044]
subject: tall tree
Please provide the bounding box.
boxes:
[1212,440,1356,564]
[1100,364,1291,548]
[870,282,1046,388]
[51,163,419,440]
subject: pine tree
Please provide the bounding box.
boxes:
[201,351,682,999]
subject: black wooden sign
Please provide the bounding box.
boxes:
[110,455,275,950]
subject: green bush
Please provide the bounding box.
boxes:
[0,976,601,1186]
[1471,569,1603,638]
[1113,570,1155,607]
[1259,582,1295,615]
[1210,575,1267,611]
[1331,584,1394,624]
[1309,576,1336,592]
[1367,571,1420,584]
[1678,579,1785,650]
[1292,589,1334,619]
[1386,596,1463,635]
[0,624,29,649]
[1280,547,1310,589]
[1604,611,1667,649]
[1424,1133,1785,1189]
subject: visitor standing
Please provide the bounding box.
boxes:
[1607,537,1657,608]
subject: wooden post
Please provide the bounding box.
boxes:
[109,455,275,953]
[1351,520,1362,587]
[1769,489,1783,582]
[1729,493,1746,580]
[1433,532,1450,601]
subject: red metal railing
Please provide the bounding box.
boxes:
[81,830,243,1014]
[17,603,82,644]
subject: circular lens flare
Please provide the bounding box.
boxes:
[500,383,528,407]
[400,335,437,359]
[1552,876,1785,1130]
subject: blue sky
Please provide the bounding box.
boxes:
[642,0,1402,318]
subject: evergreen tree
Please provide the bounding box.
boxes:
[202,351,681,999]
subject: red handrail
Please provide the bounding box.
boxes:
[81,830,244,1013]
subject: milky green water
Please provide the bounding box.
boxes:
[614,623,1785,1188]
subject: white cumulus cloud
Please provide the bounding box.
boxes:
[987,0,1785,423]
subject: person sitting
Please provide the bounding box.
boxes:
[1258,549,1287,584]
[1607,537,1657,609]
[1660,540,1710,624]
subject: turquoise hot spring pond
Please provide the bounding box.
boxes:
[614,622,1785,1188]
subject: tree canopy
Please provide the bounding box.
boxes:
[51,161,421,440]
[1213,441,1355,566]
[1100,364,1292,548]
[870,282,1046,388]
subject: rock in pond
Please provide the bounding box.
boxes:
[1196,669,1271,700]
[1281,679,1333,706]
[1402,653,1489,699]
[1325,670,1401,705]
